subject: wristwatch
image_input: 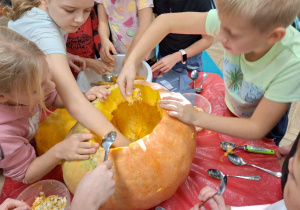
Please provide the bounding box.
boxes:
[179,49,187,64]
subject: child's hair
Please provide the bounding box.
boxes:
[0,26,46,110]
[215,0,300,32]
[0,0,40,21]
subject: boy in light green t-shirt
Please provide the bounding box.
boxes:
[118,0,300,146]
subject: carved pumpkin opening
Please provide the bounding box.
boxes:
[93,84,163,143]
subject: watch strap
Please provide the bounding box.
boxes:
[179,49,187,64]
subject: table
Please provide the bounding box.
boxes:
[0,73,282,209]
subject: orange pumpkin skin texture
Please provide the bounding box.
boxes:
[40,80,196,210]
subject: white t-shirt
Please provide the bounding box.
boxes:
[8,7,67,55]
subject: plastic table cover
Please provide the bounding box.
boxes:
[0,73,282,209]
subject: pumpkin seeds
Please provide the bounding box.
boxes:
[32,192,67,210]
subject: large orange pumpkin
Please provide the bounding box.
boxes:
[36,81,196,210]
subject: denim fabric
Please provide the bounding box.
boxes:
[154,53,203,93]
[266,106,290,146]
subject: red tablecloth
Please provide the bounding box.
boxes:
[0,73,282,209]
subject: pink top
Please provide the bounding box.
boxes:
[0,90,57,183]
[95,0,154,54]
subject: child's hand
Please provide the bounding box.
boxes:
[86,59,114,75]
[71,161,115,210]
[158,94,197,125]
[191,186,226,210]
[57,132,99,161]
[0,198,30,210]
[151,54,179,74]
[100,40,117,66]
[276,142,293,159]
[84,85,111,102]
[117,62,137,99]
[67,53,86,72]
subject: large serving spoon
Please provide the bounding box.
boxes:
[101,131,117,161]
[191,70,199,89]
[207,169,261,181]
[227,154,282,178]
[195,73,208,93]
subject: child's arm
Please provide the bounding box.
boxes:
[25,132,98,183]
[151,34,214,74]
[124,7,154,62]
[97,4,117,66]
[117,12,209,98]
[45,53,131,147]
[159,94,290,141]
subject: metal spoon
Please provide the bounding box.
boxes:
[227,153,282,178]
[101,131,117,161]
[207,169,261,181]
[102,73,115,83]
[191,70,199,89]
[220,141,274,155]
[199,175,227,207]
[195,73,208,93]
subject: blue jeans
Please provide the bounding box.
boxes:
[155,53,203,93]
[265,106,290,146]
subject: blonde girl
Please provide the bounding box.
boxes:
[0,26,100,184]
[0,0,130,147]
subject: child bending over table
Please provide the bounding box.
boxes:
[118,0,300,145]
[0,161,115,210]
[1,0,131,147]
[66,6,113,78]
[0,26,112,184]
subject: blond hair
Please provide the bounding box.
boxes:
[0,0,41,21]
[215,0,300,32]
[0,26,46,110]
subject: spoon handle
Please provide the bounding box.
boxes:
[104,150,109,161]
[200,73,208,88]
[227,175,261,181]
[248,163,282,178]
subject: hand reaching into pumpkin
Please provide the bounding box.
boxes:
[84,85,111,102]
[190,186,227,210]
[56,131,99,161]
[71,160,115,210]
[158,94,199,125]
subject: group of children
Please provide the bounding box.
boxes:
[0,0,300,209]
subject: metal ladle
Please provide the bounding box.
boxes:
[191,70,199,89]
[101,131,117,161]
[227,153,282,178]
[207,169,261,181]
[195,73,208,93]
